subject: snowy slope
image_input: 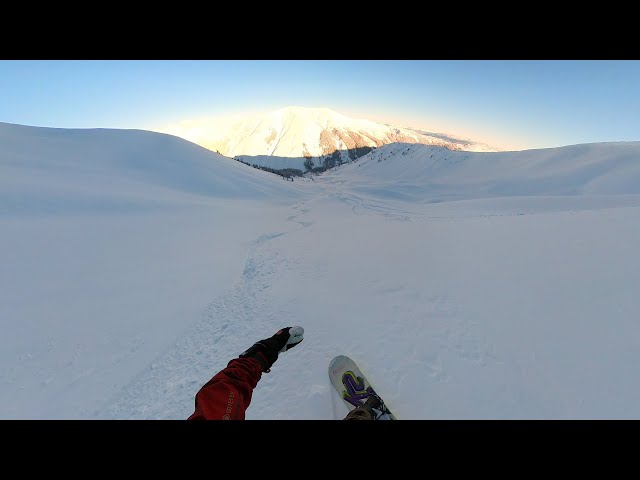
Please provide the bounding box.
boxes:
[328,141,640,202]
[0,122,312,419]
[157,106,498,171]
[0,121,305,216]
[3,122,640,419]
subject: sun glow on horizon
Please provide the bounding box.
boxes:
[3,60,638,151]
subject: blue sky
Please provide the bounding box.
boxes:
[1,60,639,150]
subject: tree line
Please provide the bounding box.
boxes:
[233,146,375,180]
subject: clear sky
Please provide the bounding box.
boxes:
[1,60,639,150]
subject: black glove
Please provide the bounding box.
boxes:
[239,326,304,372]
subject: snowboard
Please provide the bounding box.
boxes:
[328,355,397,420]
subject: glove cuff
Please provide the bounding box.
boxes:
[239,342,277,372]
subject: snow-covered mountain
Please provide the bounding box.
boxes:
[4,121,640,420]
[157,106,498,171]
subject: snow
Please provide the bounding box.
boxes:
[2,122,640,419]
[156,106,499,170]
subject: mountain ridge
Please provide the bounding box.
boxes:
[156,106,499,171]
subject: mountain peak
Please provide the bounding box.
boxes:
[277,106,339,115]
[157,107,499,172]
[269,106,353,128]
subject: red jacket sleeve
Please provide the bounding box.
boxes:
[188,357,263,420]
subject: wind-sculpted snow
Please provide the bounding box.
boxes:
[2,122,640,419]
